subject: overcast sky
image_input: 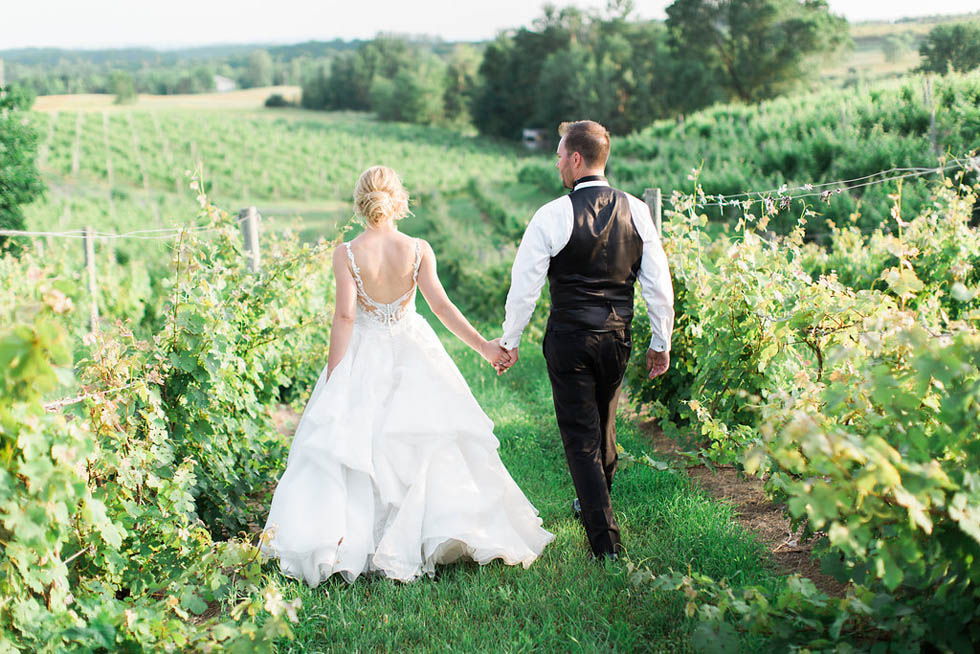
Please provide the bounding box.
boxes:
[1,0,978,51]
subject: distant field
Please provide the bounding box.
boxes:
[25,88,534,243]
[822,11,980,82]
[33,86,302,112]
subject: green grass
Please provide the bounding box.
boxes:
[267,309,782,653]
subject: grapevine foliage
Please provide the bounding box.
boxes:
[626,164,980,650]
[0,188,340,651]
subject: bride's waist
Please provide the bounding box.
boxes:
[354,308,420,330]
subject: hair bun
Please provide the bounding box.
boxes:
[353,166,411,228]
[363,190,393,224]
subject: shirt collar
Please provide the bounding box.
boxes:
[572,175,609,192]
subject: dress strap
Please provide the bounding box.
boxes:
[345,243,367,293]
[412,239,422,283]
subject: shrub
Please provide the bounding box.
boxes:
[264,93,293,108]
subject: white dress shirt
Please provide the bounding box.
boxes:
[500,180,674,352]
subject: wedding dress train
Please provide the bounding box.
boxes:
[260,239,554,586]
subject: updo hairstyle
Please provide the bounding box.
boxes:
[353,166,411,228]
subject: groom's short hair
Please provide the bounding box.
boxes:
[558,120,610,169]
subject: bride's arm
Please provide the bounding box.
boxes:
[416,240,503,365]
[327,246,357,377]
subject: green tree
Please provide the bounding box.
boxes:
[443,44,480,124]
[535,43,595,129]
[471,9,590,139]
[471,5,675,138]
[303,37,414,111]
[0,85,45,253]
[882,32,915,63]
[918,22,980,73]
[666,0,850,104]
[322,51,364,109]
[110,70,137,104]
[300,62,331,109]
[244,49,274,88]
[372,55,447,125]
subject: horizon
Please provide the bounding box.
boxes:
[1,1,979,52]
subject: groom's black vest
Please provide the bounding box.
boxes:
[547,180,644,333]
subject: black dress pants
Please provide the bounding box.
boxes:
[543,326,632,557]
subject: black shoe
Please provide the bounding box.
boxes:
[572,498,582,521]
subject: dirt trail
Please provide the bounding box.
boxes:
[638,418,848,598]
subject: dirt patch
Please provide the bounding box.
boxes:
[638,418,848,598]
[270,403,301,439]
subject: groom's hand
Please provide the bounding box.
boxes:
[486,338,509,375]
[646,349,669,379]
[498,347,519,375]
[488,339,518,375]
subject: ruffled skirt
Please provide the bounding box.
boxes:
[260,311,554,586]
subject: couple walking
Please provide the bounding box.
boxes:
[260,120,674,585]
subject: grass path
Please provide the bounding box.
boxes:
[267,314,782,653]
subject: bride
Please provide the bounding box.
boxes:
[260,165,555,586]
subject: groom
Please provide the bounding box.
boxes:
[493,120,674,560]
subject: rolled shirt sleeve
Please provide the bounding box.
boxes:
[627,195,675,352]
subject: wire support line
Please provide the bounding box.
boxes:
[697,155,977,207]
[0,212,254,240]
[705,163,957,201]
[42,381,141,412]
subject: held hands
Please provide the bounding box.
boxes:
[646,349,669,379]
[483,338,519,375]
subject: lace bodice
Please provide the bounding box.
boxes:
[345,239,422,327]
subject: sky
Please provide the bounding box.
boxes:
[1,0,978,51]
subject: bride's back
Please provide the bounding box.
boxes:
[347,231,419,304]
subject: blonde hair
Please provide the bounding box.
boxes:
[353,166,410,228]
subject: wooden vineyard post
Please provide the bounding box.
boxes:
[923,77,937,155]
[643,188,663,237]
[71,112,82,179]
[239,207,261,272]
[83,225,100,333]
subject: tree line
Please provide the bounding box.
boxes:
[303,0,851,137]
[0,41,365,96]
[302,2,980,139]
[4,0,980,132]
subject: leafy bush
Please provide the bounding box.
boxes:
[625,170,980,649]
[151,192,335,536]
[517,161,564,196]
[0,186,349,650]
[0,283,301,652]
[467,177,528,242]
[614,72,980,236]
[0,84,45,253]
[264,93,293,108]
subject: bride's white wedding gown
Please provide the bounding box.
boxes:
[260,238,555,586]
